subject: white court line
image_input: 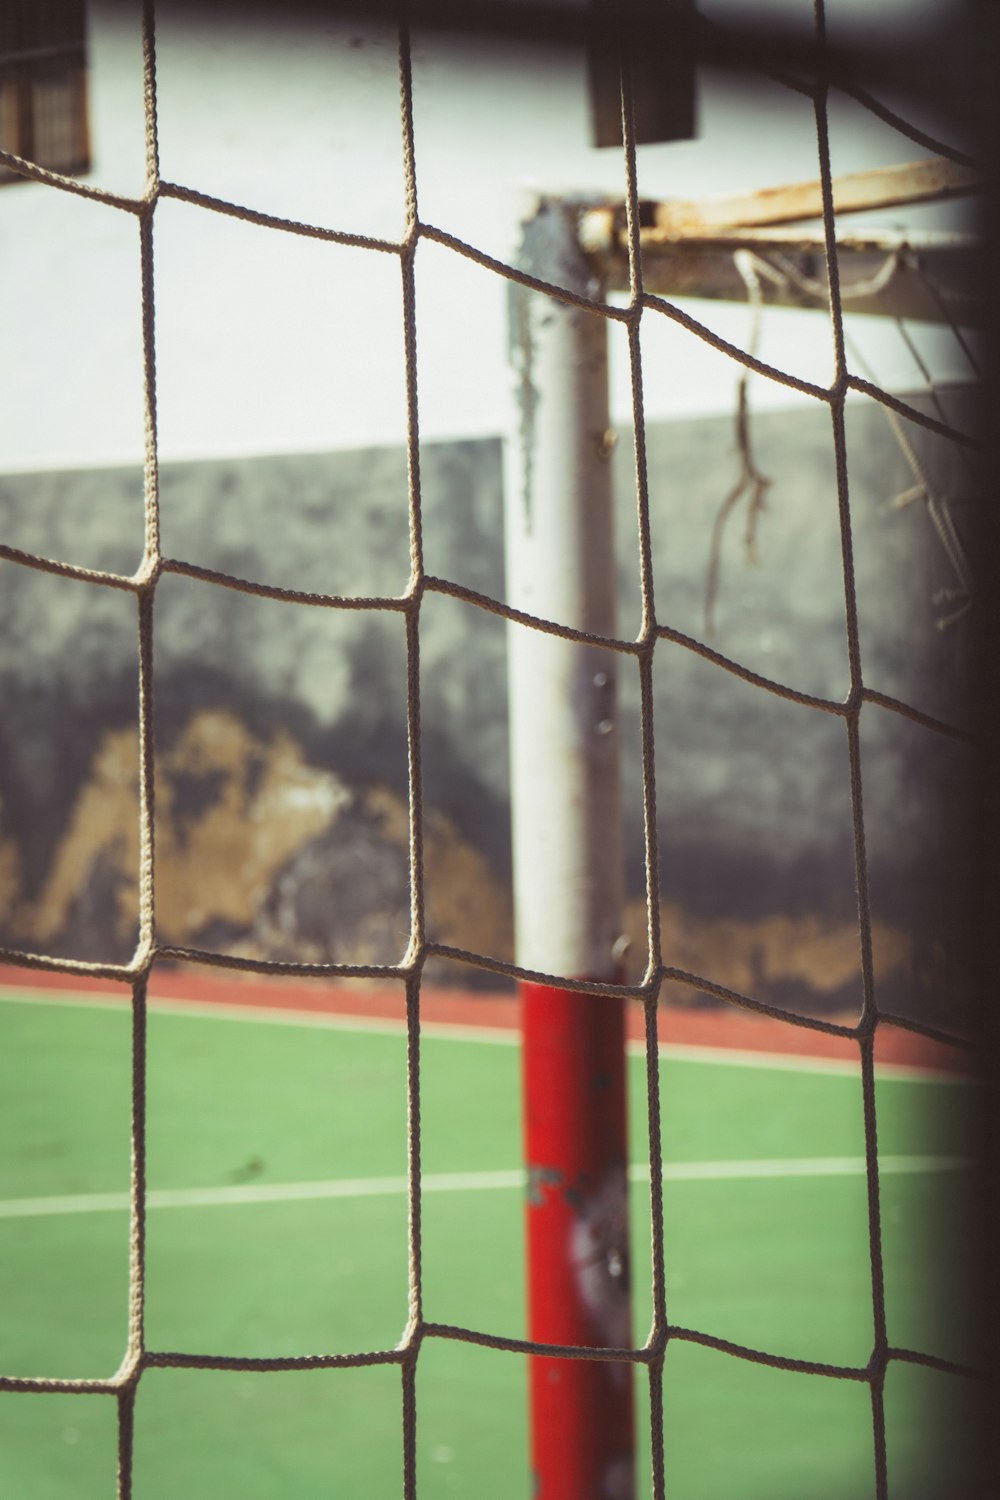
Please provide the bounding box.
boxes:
[0,987,965,1082]
[0,1156,969,1222]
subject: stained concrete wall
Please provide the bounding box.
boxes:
[0,394,978,1026]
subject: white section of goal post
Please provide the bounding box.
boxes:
[503,199,624,980]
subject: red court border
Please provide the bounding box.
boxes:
[0,962,972,1075]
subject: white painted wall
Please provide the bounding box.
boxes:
[0,0,974,474]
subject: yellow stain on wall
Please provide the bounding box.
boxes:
[1,711,915,1008]
[366,785,514,967]
[621,900,911,1007]
[19,711,348,953]
[330,783,514,968]
[155,710,350,940]
[6,709,512,969]
[26,727,141,946]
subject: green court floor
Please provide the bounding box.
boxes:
[0,989,976,1498]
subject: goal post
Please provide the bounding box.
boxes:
[505,197,634,1500]
[504,159,981,1500]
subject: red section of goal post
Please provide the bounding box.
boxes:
[522,980,634,1500]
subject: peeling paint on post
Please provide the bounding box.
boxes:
[504,198,634,1500]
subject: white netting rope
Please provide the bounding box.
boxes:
[0,3,982,1498]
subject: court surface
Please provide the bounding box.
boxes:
[0,976,976,1499]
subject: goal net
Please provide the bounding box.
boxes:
[0,1,989,1497]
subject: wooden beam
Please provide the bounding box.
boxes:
[581,224,983,325]
[650,158,981,236]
